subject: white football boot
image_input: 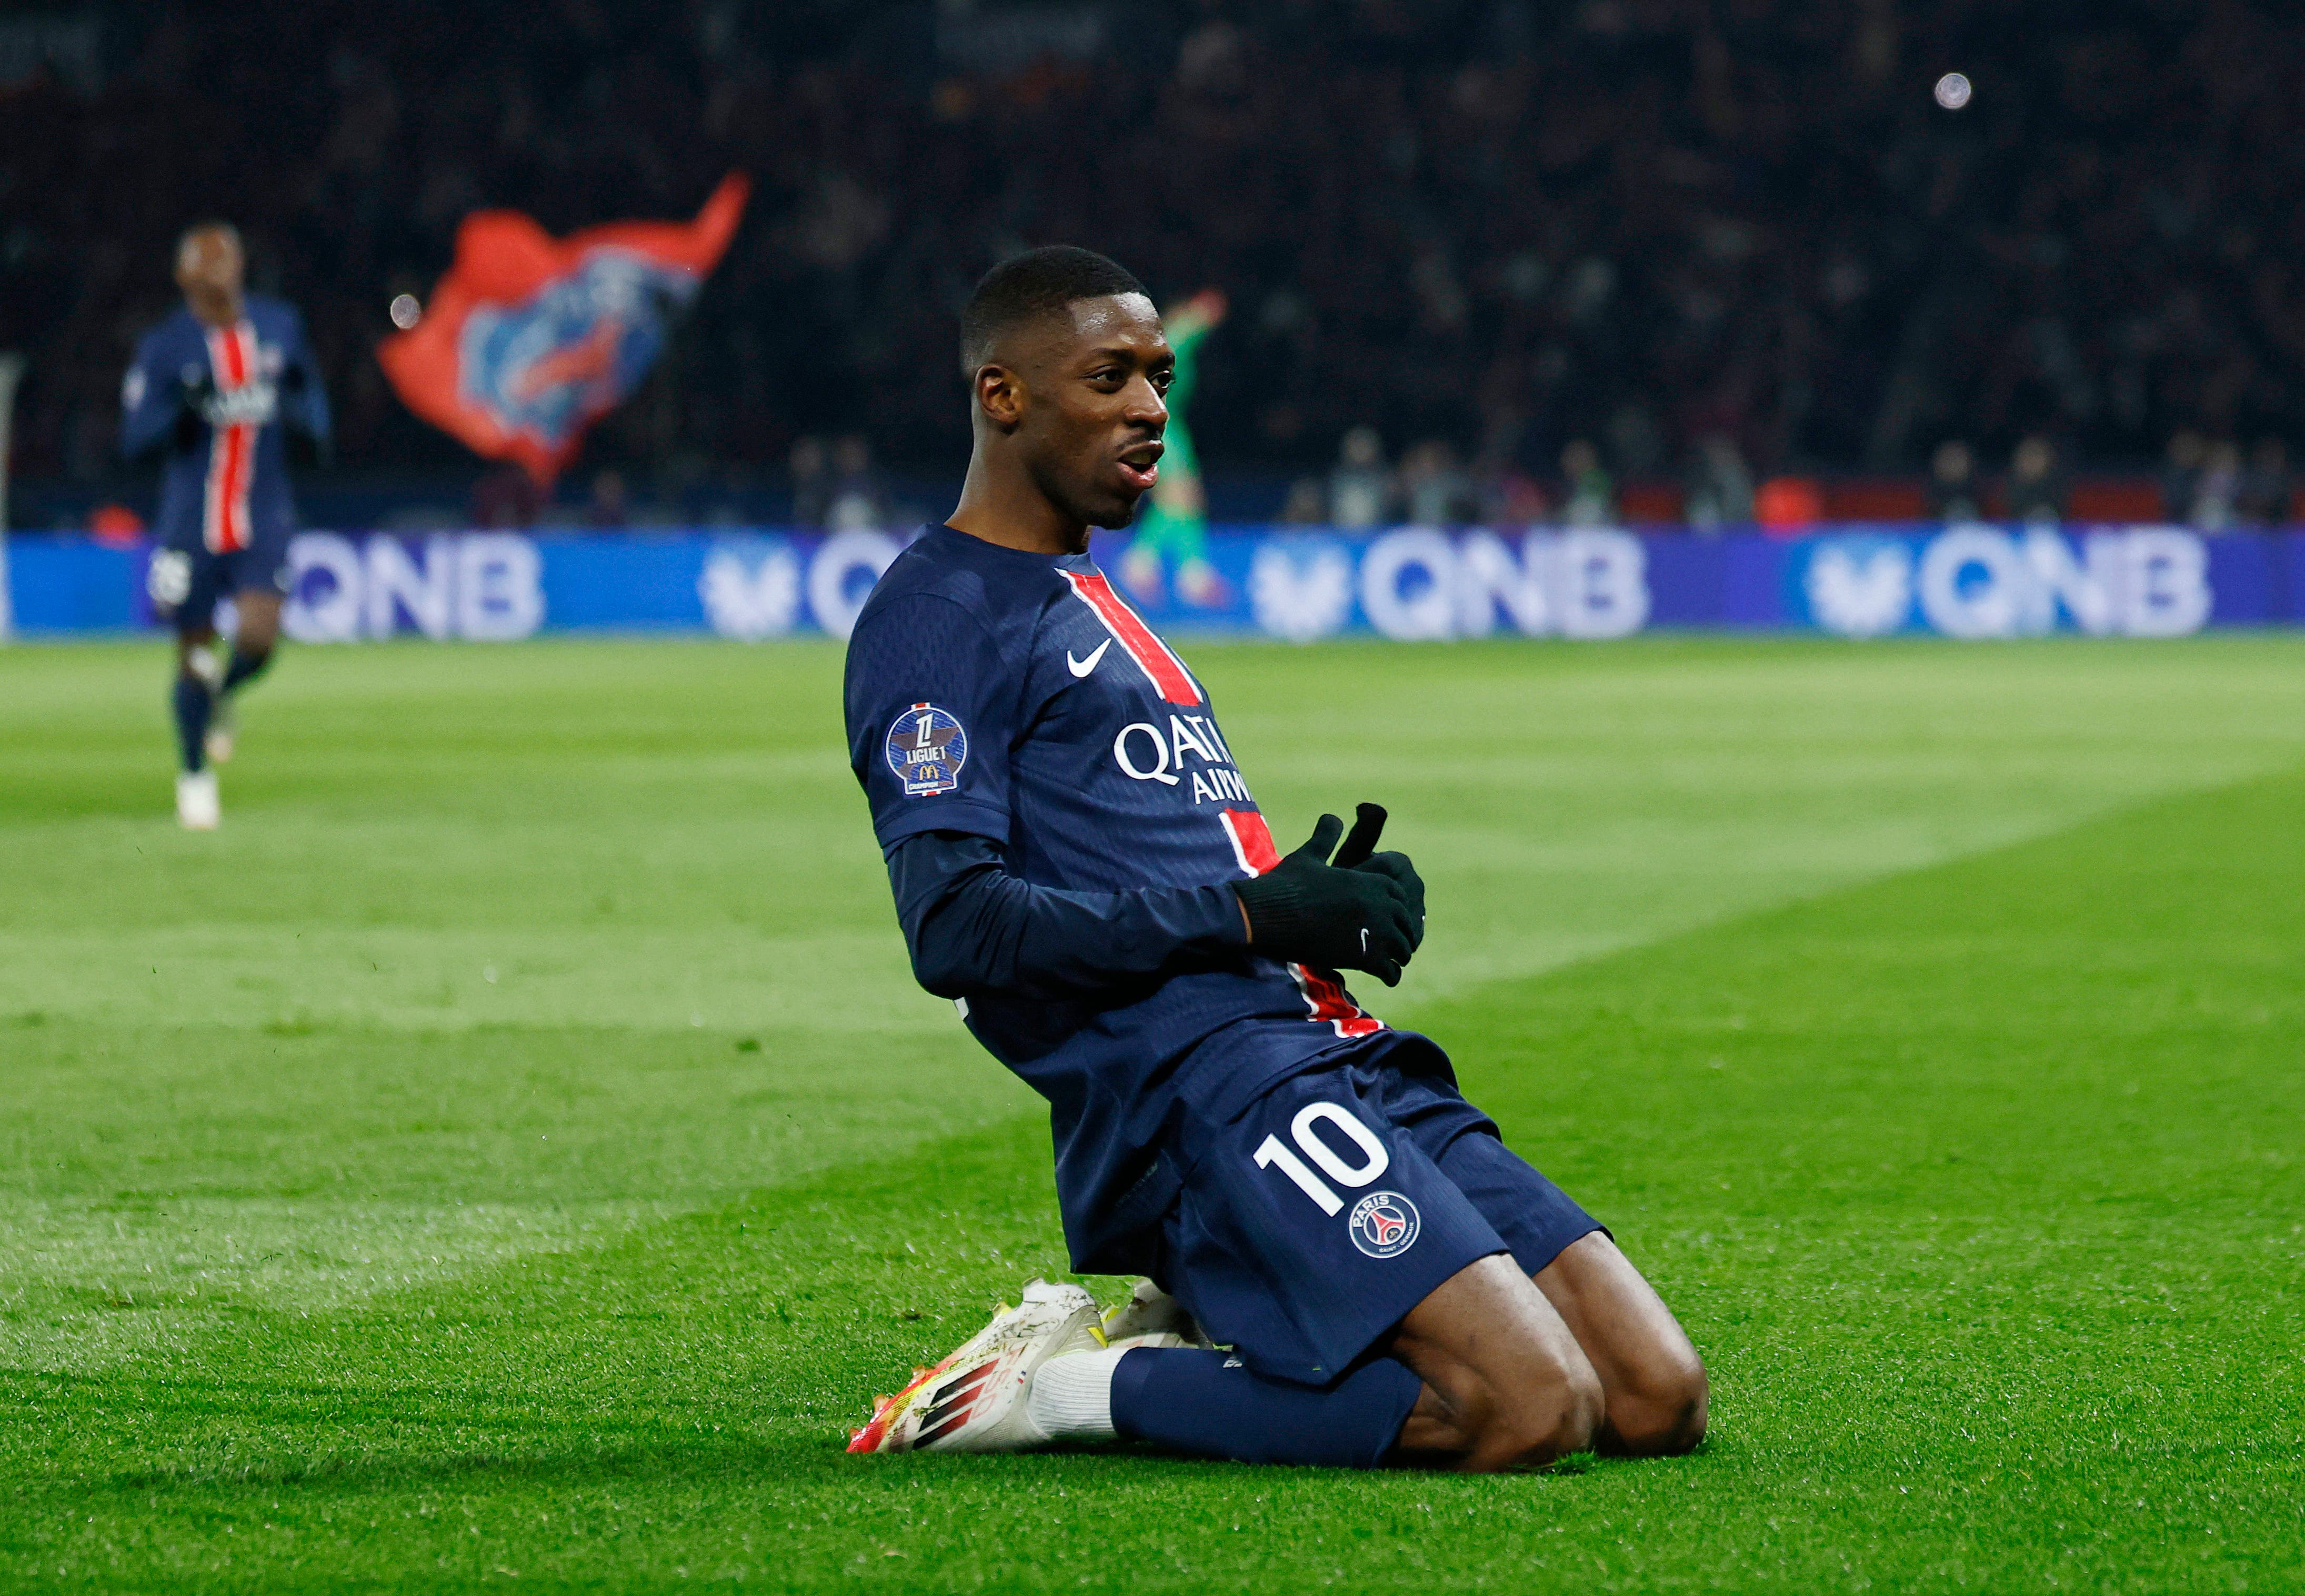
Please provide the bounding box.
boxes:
[1099,1278,1212,1351]
[175,769,221,831]
[848,1279,1105,1453]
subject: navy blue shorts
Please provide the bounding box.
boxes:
[1152,1035,1604,1387]
[149,529,292,628]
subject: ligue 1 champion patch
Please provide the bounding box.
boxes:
[886,703,969,797]
[1347,1191,1420,1259]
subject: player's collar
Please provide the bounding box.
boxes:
[928,521,1086,569]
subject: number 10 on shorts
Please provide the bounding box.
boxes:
[1254,1102,1391,1216]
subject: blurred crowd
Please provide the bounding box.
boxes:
[1257,425,2298,531]
[5,0,2305,524]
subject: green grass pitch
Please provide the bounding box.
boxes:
[3,633,2302,1592]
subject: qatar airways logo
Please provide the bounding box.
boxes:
[1113,712,1254,805]
[201,378,279,428]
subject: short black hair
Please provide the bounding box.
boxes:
[960,246,1145,375]
[176,220,243,262]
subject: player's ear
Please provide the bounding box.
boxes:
[974,363,1027,431]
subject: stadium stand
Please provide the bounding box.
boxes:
[3,1,2303,524]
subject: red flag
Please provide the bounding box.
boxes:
[378,174,748,486]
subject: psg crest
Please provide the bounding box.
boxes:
[886,703,968,796]
[1347,1191,1420,1259]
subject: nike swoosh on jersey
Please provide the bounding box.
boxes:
[1066,639,1114,677]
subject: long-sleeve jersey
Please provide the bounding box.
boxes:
[887,829,1247,1000]
[844,524,1391,1273]
[121,295,329,553]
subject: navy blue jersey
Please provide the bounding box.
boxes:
[845,524,1389,1272]
[122,295,329,555]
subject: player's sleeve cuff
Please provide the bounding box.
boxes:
[873,799,1010,852]
[1216,884,1254,946]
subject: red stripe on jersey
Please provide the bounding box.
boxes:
[1060,570,1201,705]
[218,323,250,385]
[214,421,250,553]
[1288,963,1385,1039]
[1219,809,1281,877]
[203,324,257,554]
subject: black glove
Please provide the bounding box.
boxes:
[167,368,218,450]
[1234,802,1425,985]
[179,368,218,416]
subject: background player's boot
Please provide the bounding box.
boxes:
[1118,543,1165,604]
[847,1279,1103,1453]
[1175,556,1230,609]
[205,695,237,765]
[176,769,220,831]
[1100,1278,1212,1350]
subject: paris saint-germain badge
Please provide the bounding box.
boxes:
[1348,1191,1421,1259]
[886,703,968,797]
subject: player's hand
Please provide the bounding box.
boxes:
[1234,803,1425,986]
[178,369,221,427]
[1332,801,1425,949]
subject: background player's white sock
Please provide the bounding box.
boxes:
[1024,1346,1128,1441]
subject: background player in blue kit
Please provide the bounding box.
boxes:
[122,223,330,829]
[843,248,1707,1471]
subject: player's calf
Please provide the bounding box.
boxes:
[1607,1383,1706,1459]
[1391,1252,1606,1472]
[1528,1231,1708,1458]
[221,641,273,695]
[1597,1347,1707,1457]
[1398,1348,1604,1472]
[224,587,283,693]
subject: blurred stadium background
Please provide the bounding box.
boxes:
[7,0,2305,536]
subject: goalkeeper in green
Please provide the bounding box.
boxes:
[1119,289,1229,607]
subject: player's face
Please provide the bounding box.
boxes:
[174,229,244,324]
[1016,294,1173,530]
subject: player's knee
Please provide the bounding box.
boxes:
[1609,1348,1709,1457]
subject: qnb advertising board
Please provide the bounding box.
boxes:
[268,530,899,643]
[287,529,909,643]
[8,525,2301,639]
